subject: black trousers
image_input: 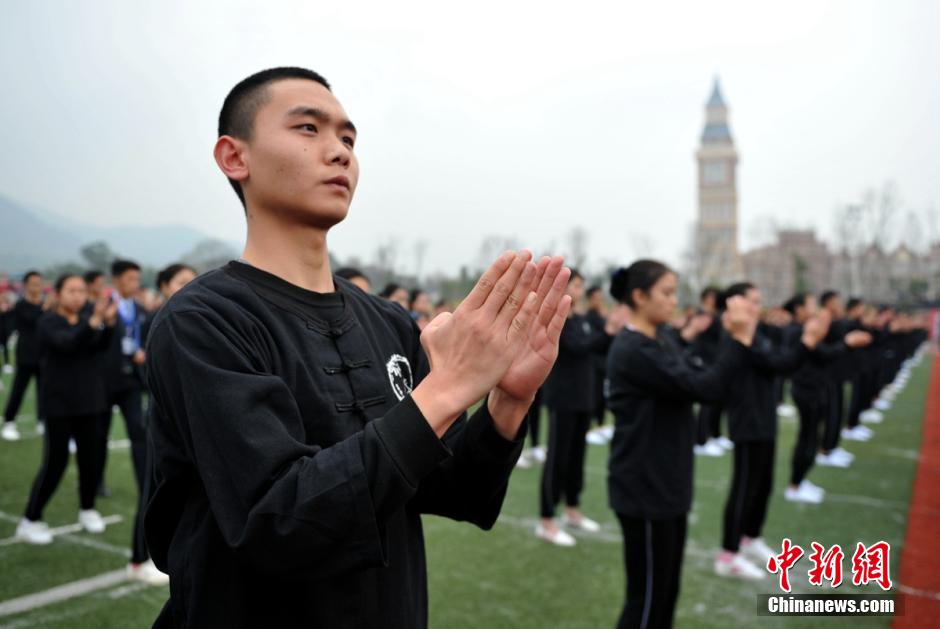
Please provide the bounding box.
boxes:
[846,371,873,429]
[592,368,606,427]
[695,404,722,446]
[722,440,775,552]
[527,389,542,448]
[97,386,149,563]
[790,386,825,486]
[24,414,98,521]
[616,513,687,629]
[821,380,845,452]
[3,362,40,423]
[539,409,590,518]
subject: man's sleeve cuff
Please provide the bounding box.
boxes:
[371,395,452,487]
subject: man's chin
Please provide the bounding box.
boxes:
[280,204,349,230]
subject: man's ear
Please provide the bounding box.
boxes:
[214,135,249,184]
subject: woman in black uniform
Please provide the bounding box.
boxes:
[536,270,624,546]
[16,275,117,544]
[606,260,758,629]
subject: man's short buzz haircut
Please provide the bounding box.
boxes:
[111,259,141,277]
[218,67,332,209]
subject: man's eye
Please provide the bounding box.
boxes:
[343,136,355,148]
[299,123,317,133]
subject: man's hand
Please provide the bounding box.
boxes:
[801,310,831,349]
[411,251,541,437]
[606,303,631,336]
[845,330,873,348]
[133,349,146,365]
[680,312,712,342]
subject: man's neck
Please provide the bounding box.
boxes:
[632,316,657,339]
[25,292,42,304]
[241,211,335,294]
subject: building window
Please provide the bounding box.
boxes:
[703,160,728,186]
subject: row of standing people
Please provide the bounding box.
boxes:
[521,260,929,629]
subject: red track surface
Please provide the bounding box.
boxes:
[893,356,940,628]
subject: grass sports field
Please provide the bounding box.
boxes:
[0,354,933,628]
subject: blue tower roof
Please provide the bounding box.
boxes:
[707,77,725,108]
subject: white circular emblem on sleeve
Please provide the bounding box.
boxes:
[386,354,414,401]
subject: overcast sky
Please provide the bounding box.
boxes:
[1,0,937,277]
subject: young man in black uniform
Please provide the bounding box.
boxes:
[144,67,573,628]
[2,271,49,441]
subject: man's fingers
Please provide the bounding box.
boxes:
[481,249,533,321]
[495,260,538,329]
[546,295,573,345]
[538,265,571,327]
[508,290,539,344]
[459,251,516,312]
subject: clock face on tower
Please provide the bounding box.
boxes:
[703,160,728,185]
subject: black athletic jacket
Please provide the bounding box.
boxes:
[724,323,809,443]
[543,313,611,413]
[12,298,43,366]
[144,261,524,629]
[37,312,113,417]
[606,327,747,519]
[787,322,846,393]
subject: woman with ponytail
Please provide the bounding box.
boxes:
[605,260,758,629]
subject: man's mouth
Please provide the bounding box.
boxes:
[325,176,350,190]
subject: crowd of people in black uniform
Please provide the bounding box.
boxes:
[0,66,933,628]
[0,256,929,627]
[0,261,196,585]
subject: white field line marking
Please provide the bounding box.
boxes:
[897,584,940,601]
[0,511,129,557]
[0,569,127,618]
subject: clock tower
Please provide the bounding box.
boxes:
[695,77,742,287]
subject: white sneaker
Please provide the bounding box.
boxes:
[853,425,874,439]
[562,513,601,533]
[16,519,53,545]
[529,446,547,464]
[816,452,850,468]
[514,453,532,469]
[714,553,765,580]
[785,484,824,504]
[598,425,614,440]
[874,398,891,411]
[741,537,776,565]
[842,426,871,442]
[78,509,106,533]
[35,421,45,436]
[777,404,797,419]
[535,522,576,547]
[831,447,854,462]
[714,436,734,451]
[2,364,13,374]
[586,429,607,446]
[860,409,883,424]
[68,439,77,454]
[126,559,170,586]
[694,441,725,457]
[1,422,21,441]
[801,480,826,498]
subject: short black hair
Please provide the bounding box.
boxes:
[783,292,809,315]
[335,267,368,283]
[219,67,332,208]
[819,290,839,307]
[22,270,42,283]
[700,286,720,303]
[111,259,141,277]
[609,259,674,308]
[54,274,83,293]
[586,285,602,298]
[846,297,864,311]
[379,283,402,299]
[568,268,583,283]
[718,282,755,310]
[83,270,103,284]
[156,263,195,289]
[409,288,426,309]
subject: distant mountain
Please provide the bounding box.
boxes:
[0,194,235,272]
